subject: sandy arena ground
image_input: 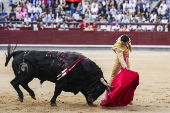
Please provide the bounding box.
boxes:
[0,50,170,113]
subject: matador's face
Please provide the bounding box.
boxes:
[121,41,128,48]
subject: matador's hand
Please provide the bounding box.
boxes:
[125,67,130,70]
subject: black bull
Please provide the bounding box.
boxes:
[5,46,112,106]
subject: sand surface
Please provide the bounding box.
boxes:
[0,50,170,113]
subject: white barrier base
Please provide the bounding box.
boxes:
[0,44,170,51]
[0,44,170,48]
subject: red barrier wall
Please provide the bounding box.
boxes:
[0,30,170,45]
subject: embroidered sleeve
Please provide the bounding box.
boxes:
[115,48,127,68]
[111,42,124,52]
[128,42,132,52]
[127,58,130,69]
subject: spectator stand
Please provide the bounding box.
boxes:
[0,21,168,32]
[0,0,169,32]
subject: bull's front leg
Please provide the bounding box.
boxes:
[50,83,63,106]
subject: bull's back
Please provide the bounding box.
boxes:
[11,50,103,82]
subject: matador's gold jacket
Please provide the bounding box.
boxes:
[111,36,132,69]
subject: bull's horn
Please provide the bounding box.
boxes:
[106,87,111,94]
[100,78,113,87]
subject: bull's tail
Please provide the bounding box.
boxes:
[5,43,20,67]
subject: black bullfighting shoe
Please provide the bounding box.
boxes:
[129,101,133,105]
[101,99,105,103]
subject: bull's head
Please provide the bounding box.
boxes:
[84,78,112,103]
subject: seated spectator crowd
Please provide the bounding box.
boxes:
[0,0,168,31]
[83,23,159,32]
[1,22,32,30]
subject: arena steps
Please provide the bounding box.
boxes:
[1,0,12,13]
[150,1,160,11]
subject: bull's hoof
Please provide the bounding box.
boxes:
[87,102,94,106]
[18,97,23,103]
[31,96,36,100]
[51,102,57,107]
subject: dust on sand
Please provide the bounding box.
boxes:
[0,50,170,113]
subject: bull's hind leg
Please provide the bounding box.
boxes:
[21,84,36,100]
[20,78,36,100]
[11,61,35,102]
[11,75,35,102]
[11,77,24,102]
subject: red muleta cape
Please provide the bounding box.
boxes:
[100,69,139,107]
